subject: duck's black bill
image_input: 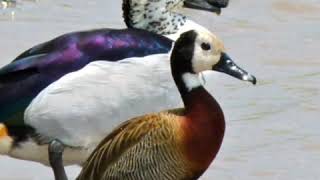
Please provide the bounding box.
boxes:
[212,52,257,85]
[184,0,229,14]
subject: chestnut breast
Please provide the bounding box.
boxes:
[180,88,225,172]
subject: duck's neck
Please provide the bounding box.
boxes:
[123,0,207,39]
[173,72,216,111]
[172,67,225,170]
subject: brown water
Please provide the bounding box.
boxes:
[0,0,319,179]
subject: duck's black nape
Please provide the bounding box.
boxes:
[170,30,198,95]
[171,30,198,74]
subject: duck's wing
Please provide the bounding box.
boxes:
[0,28,172,125]
[77,109,191,180]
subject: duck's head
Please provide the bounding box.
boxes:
[171,30,256,92]
[123,0,229,36]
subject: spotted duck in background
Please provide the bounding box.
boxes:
[0,0,229,178]
[73,30,256,180]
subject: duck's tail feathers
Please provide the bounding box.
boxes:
[0,123,13,154]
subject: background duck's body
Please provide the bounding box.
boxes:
[0,28,172,124]
[13,53,177,165]
[0,0,229,166]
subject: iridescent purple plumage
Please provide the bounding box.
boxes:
[0,28,172,124]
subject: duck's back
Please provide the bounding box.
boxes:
[77,109,199,180]
[0,28,173,124]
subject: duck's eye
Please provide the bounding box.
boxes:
[201,42,211,51]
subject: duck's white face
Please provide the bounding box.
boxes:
[191,31,225,73]
[187,30,256,85]
[173,30,256,93]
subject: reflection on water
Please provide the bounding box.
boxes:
[0,0,319,179]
